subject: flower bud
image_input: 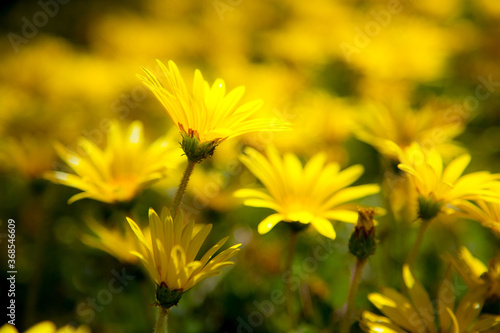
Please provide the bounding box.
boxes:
[348,208,376,260]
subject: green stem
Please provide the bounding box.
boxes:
[285,229,299,328]
[154,307,169,333]
[340,258,367,333]
[406,218,432,268]
[170,160,196,220]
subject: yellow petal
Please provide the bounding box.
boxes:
[403,265,437,333]
[446,307,459,333]
[459,247,488,278]
[257,214,284,234]
[242,199,281,211]
[186,224,212,263]
[470,314,500,332]
[324,210,359,223]
[321,184,380,209]
[368,290,421,332]
[437,265,454,332]
[0,324,18,333]
[126,217,150,251]
[454,287,485,330]
[310,217,336,239]
[25,321,56,333]
[442,154,471,185]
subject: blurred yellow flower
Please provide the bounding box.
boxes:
[270,92,355,163]
[0,136,56,179]
[360,265,500,333]
[234,146,380,239]
[127,207,240,308]
[0,322,89,333]
[45,121,184,204]
[354,102,466,161]
[446,247,500,301]
[264,0,354,65]
[348,15,455,83]
[391,142,500,220]
[457,198,500,234]
[81,219,145,264]
[139,60,289,153]
[411,0,461,18]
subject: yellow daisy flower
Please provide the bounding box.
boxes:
[457,199,500,234]
[446,247,500,301]
[45,121,184,204]
[139,60,289,162]
[81,218,146,264]
[126,207,240,309]
[0,136,56,179]
[360,265,500,333]
[390,142,500,220]
[0,321,90,333]
[234,146,380,239]
[354,102,466,161]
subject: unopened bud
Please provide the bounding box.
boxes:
[348,208,376,260]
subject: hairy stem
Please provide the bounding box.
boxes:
[154,307,169,333]
[170,160,196,220]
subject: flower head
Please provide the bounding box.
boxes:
[81,218,145,264]
[360,265,500,333]
[234,146,380,239]
[45,121,184,203]
[126,207,240,309]
[446,247,500,301]
[354,102,466,161]
[457,198,500,234]
[0,322,89,333]
[391,142,500,220]
[139,60,289,162]
[0,136,56,179]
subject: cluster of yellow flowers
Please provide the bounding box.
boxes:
[36,59,500,332]
[2,1,500,332]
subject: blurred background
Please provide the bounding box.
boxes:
[1,0,500,332]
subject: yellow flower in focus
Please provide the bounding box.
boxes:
[360,265,500,333]
[139,60,289,161]
[0,321,90,333]
[392,142,500,220]
[45,121,184,203]
[81,219,146,264]
[234,146,380,239]
[354,102,466,161]
[446,247,500,301]
[127,207,240,308]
